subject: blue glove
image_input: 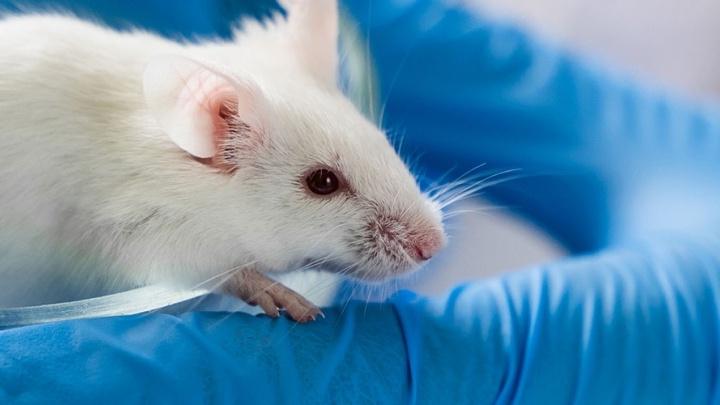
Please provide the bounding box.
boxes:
[3,238,719,403]
[0,0,281,39]
[342,0,720,252]
[2,1,720,403]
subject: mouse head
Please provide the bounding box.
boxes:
[143,0,445,281]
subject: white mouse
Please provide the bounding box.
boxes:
[0,0,446,322]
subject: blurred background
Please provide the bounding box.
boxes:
[412,0,720,293]
[472,0,720,99]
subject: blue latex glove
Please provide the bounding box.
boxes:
[2,238,719,403]
[342,0,720,252]
[2,1,720,403]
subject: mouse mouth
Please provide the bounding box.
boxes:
[343,214,439,281]
[303,212,444,282]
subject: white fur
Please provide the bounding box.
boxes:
[0,2,444,306]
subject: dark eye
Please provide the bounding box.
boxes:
[306,168,340,196]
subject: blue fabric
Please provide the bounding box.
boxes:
[342,0,720,253]
[0,0,281,40]
[2,0,720,403]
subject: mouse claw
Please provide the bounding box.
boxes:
[228,268,321,323]
[250,290,280,318]
[283,303,322,323]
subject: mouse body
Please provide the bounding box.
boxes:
[0,1,445,321]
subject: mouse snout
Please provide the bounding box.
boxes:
[361,211,446,279]
[407,227,445,262]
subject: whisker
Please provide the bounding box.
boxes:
[424,164,489,195]
[433,169,524,209]
[436,174,525,209]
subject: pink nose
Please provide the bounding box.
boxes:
[410,230,445,262]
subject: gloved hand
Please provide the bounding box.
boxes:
[2,0,720,403]
[344,0,720,252]
[3,237,718,403]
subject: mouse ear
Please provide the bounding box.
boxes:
[280,0,338,87]
[143,55,264,165]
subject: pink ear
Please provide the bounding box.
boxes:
[143,55,262,163]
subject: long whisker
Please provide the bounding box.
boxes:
[436,173,525,209]
[432,169,524,209]
[424,164,489,195]
[430,168,511,200]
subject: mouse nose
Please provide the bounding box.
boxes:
[409,229,445,262]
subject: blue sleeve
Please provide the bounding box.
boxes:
[393,235,720,403]
[0,0,281,40]
[3,236,719,403]
[342,0,720,252]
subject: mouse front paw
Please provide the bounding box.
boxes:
[226,268,323,323]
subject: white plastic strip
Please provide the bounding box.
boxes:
[0,286,210,328]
